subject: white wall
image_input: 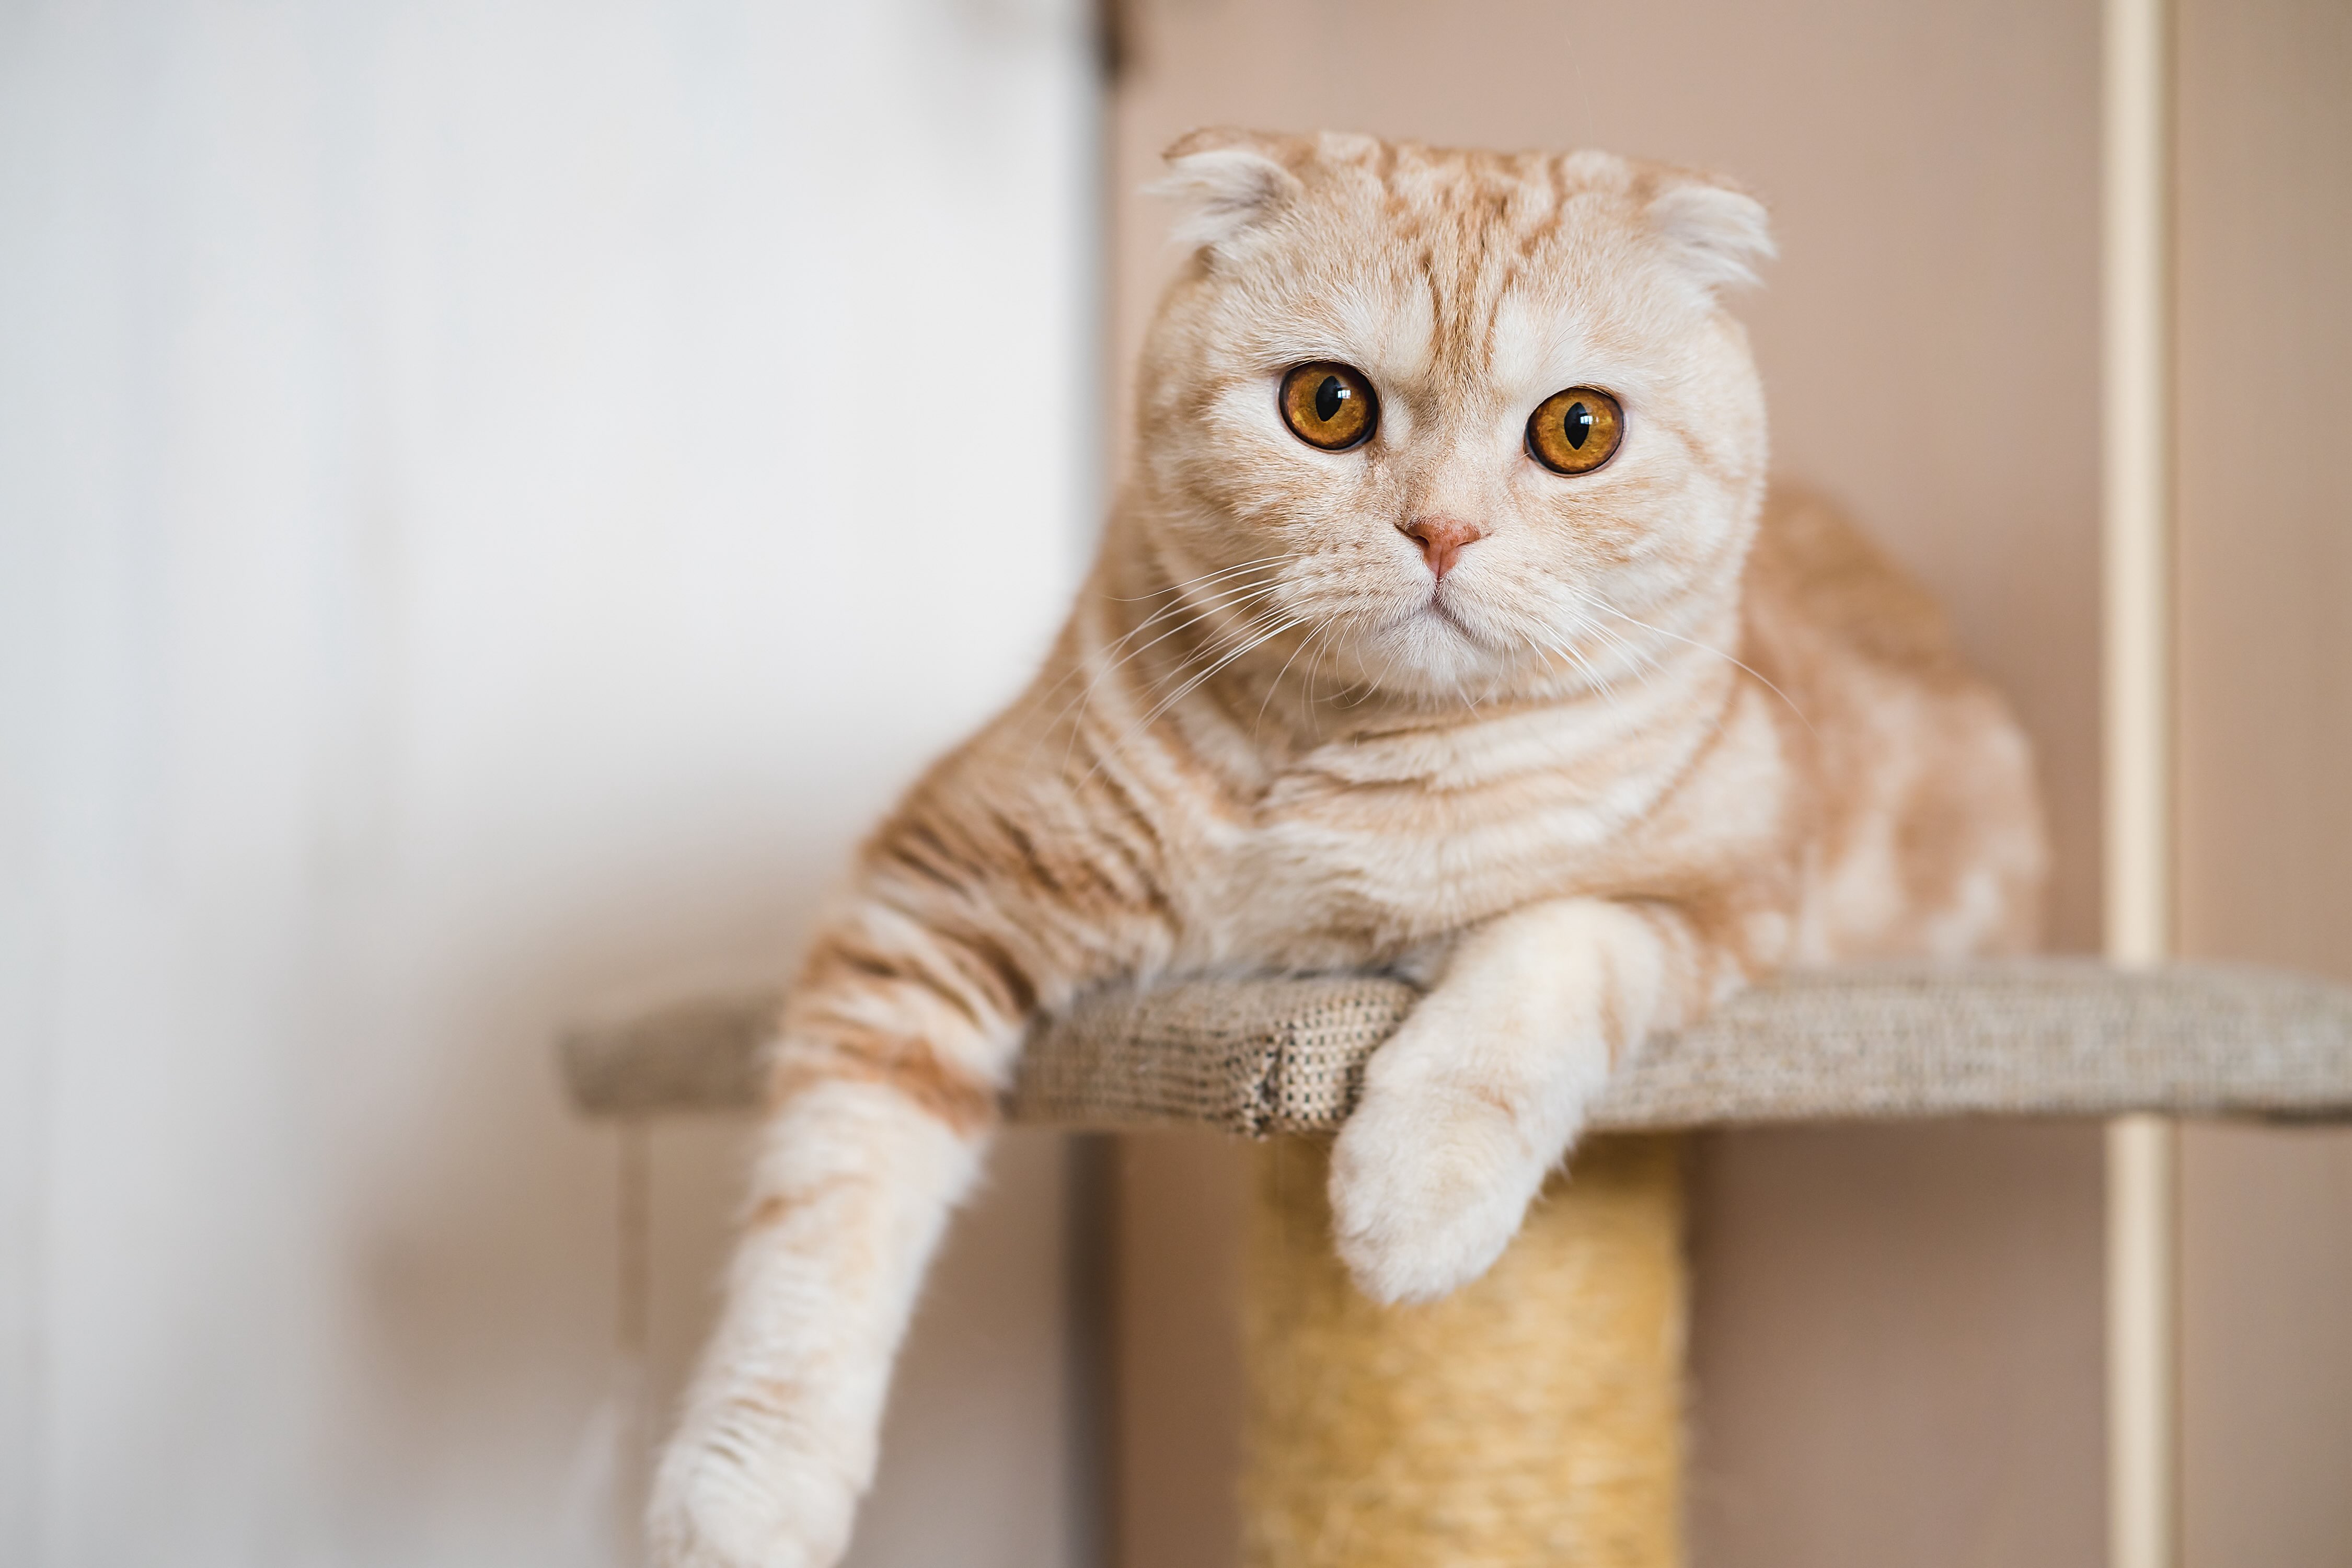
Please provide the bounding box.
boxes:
[0,3,1097,1564]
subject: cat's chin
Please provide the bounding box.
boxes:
[1336,605,1534,704]
[1394,594,1494,648]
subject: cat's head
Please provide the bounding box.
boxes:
[1131,130,1772,707]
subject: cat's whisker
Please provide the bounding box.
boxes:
[1582,593,1815,734]
[1078,614,1309,786]
[1309,623,1348,723]
[1090,580,1285,694]
[1112,599,1300,733]
[1149,599,1294,681]
[1552,616,1625,697]
[1039,578,1289,773]
[1298,606,1374,719]
[1107,554,1293,603]
[1255,618,1334,738]
[1063,572,1288,700]
[1297,610,1355,722]
[1331,610,1419,708]
[1537,592,1652,674]
[1583,618,1664,681]
[1150,615,1307,721]
[1028,565,1290,724]
[1585,603,1753,744]
[1183,614,1309,709]
[1538,631,1627,716]
[1086,570,1289,677]
[1043,604,1277,773]
[1326,618,1393,711]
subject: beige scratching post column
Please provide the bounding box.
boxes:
[1241,1136,1687,1568]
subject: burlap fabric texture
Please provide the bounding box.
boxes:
[563,959,2352,1129]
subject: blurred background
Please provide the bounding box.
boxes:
[1,1,2345,1565]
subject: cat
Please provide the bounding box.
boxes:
[647,129,2046,1568]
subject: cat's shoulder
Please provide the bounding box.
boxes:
[1742,483,1967,678]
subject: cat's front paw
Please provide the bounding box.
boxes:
[1327,1075,1550,1305]
[645,1409,860,1568]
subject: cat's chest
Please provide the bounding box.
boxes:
[1181,728,1678,967]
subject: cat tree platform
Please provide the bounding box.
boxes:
[561,961,2352,1567]
[560,960,2352,1129]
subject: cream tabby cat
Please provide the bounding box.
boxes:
[649,130,2045,1567]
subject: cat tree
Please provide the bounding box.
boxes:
[564,964,2352,1565]
[559,0,2352,1561]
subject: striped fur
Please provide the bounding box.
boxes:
[649,131,2045,1567]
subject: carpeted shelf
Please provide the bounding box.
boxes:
[559,959,2352,1129]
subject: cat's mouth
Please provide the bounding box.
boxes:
[1405,590,1494,651]
[1424,598,1477,636]
[1362,585,1516,686]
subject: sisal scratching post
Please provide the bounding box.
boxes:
[1241,1135,1687,1568]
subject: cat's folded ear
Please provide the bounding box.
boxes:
[1151,129,1309,255]
[1646,174,1775,294]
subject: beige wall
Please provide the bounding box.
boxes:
[1686,1123,2107,1564]
[1106,2,2114,1564]
[2174,0,2352,1560]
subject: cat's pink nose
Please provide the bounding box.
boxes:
[1400,516,1488,580]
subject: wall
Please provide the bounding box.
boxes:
[2174,0,2352,1560]
[1104,2,2112,1563]
[0,4,1097,1564]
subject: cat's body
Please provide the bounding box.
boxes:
[651,132,2045,1568]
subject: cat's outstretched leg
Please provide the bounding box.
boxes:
[644,721,1166,1568]
[645,910,1020,1568]
[1329,898,1733,1305]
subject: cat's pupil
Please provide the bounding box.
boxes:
[1315,376,1347,422]
[1564,402,1592,449]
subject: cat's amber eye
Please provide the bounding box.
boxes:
[1278,362,1379,452]
[1526,387,1625,475]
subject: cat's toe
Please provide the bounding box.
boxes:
[1327,1085,1542,1305]
[645,1417,858,1568]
